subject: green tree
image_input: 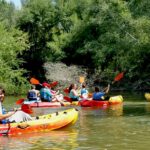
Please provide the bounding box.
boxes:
[0,0,17,28]
[50,0,150,86]
[14,0,150,89]
[17,0,64,79]
[0,23,29,94]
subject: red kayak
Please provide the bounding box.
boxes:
[79,100,109,107]
[78,95,123,107]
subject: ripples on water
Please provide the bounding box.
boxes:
[0,130,79,150]
[1,92,150,150]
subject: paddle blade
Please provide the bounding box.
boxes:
[16,99,25,105]
[21,104,33,114]
[64,88,69,94]
[50,81,58,87]
[64,96,72,103]
[42,82,50,87]
[79,76,85,84]
[114,72,124,82]
[30,78,40,85]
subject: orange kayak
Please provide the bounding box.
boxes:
[0,108,78,136]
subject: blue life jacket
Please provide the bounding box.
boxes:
[93,92,105,100]
[40,88,52,101]
[28,91,37,100]
[81,88,88,95]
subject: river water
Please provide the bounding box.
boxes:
[0,91,150,150]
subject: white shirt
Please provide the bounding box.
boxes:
[0,101,2,114]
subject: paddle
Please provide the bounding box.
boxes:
[30,78,58,88]
[21,104,33,114]
[64,88,69,94]
[50,81,58,87]
[30,78,40,85]
[6,103,33,115]
[112,72,124,84]
[79,76,85,84]
[64,96,72,103]
[16,98,25,105]
[102,72,124,91]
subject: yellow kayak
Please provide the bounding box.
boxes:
[145,93,150,101]
[109,95,123,104]
[0,108,78,136]
[62,101,79,106]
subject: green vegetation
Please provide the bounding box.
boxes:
[0,0,150,94]
[0,0,29,94]
[0,23,29,94]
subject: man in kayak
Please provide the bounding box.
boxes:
[27,85,40,101]
[0,88,32,124]
[93,84,110,101]
[40,83,52,102]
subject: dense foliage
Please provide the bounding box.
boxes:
[0,23,29,94]
[50,0,150,83]
[0,0,150,93]
[0,0,16,27]
[0,0,29,94]
[17,0,64,78]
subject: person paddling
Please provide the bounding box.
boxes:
[0,89,6,116]
[93,84,110,101]
[40,83,52,102]
[0,88,32,124]
[69,84,79,101]
[80,83,89,100]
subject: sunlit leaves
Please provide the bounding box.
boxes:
[0,23,29,94]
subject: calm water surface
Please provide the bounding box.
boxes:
[1,92,150,150]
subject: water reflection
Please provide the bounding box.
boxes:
[108,104,123,116]
[145,102,150,114]
[80,104,123,118]
[2,94,150,150]
[0,129,79,150]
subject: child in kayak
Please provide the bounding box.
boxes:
[93,84,110,101]
[80,83,89,100]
